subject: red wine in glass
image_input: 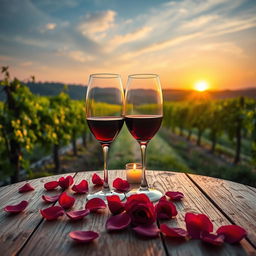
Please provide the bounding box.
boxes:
[124,74,163,202]
[87,117,124,144]
[125,115,162,142]
[85,73,125,201]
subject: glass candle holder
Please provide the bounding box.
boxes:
[126,163,143,184]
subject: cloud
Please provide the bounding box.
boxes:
[56,48,94,63]
[46,23,57,30]
[106,26,152,51]
[67,50,94,62]
[200,42,246,58]
[14,36,49,48]
[77,10,116,41]
[182,15,219,29]
[20,61,34,67]
[120,32,202,61]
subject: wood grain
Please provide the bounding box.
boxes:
[1,170,255,256]
[147,171,255,256]
[187,173,256,248]
[19,170,166,256]
[0,173,75,256]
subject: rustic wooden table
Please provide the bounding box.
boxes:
[0,170,255,256]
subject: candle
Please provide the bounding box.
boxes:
[126,163,143,184]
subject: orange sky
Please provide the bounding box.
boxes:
[0,0,256,90]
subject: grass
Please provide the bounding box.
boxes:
[22,126,256,188]
[160,129,256,187]
[109,126,188,172]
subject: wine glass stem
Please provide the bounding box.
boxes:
[102,145,110,192]
[140,143,149,191]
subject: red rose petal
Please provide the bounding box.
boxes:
[155,200,178,220]
[71,180,88,194]
[92,173,104,186]
[40,206,64,220]
[133,224,160,238]
[86,198,106,212]
[42,194,60,203]
[200,232,225,246]
[44,181,59,191]
[216,225,247,244]
[58,192,75,209]
[4,200,29,213]
[165,191,184,201]
[58,175,74,189]
[106,212,131,231]
[185,212,213,239]
[113,178,130,192]
[107,195,125,215]
[160,224,188,238]
[69,231,99,243]
[126,193,151,204]
[66,209,90,220]
[125,194,156,226]
[18,183,34,193]
[159,196,168,202]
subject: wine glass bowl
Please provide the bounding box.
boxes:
[85,73,125,201]
[124,74,163,201]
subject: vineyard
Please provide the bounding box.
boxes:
[0,67,256,187]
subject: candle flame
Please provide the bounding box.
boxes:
[133,163,136,170]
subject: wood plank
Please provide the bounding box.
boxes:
[146,171,255,256]
[247,185,256,193]
[0,172,76,256]
[19,170,166,256]
[188,173,256,248]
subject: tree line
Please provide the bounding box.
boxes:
[0,67,88,183]
[163,96,256,165]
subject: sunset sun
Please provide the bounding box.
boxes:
[194,81,209,92]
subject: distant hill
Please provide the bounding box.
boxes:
[0,81,255,101]
[163,88,256,101]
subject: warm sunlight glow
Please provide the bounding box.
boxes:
[194,81,209,92]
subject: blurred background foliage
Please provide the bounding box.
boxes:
[0,67,256,187]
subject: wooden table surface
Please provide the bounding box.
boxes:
[0,170,256,256]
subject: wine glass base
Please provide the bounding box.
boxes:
[87,190,125,202]
[126,188,163,202]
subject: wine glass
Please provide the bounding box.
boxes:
[124,74,163,202]
[86,73,125,201]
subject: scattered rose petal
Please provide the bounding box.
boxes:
[133,224,160,238]
[125,194,156,226]
[106,212,131,231]
[69,231,99,243]
[160,224,188,238]
[58,176,74,189]
[200,232,225,246]
[66,209,90,220]
[18,183,34,193]
[4,200,29,213]
[126,194,151,204]
[216,225,247,244]
[86,198,106,212]
[155,200,177,220]
[159,196,168,202]
[107,195,125,215]
[185,212,213,239]
[113,178,130,192]
[72,180,88,194]
[44,181,59,191]
[165,191,184,201]
[92,173,104,186]
[42,194,60,203]
[40,206,64,220]
[58,192,75,209]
